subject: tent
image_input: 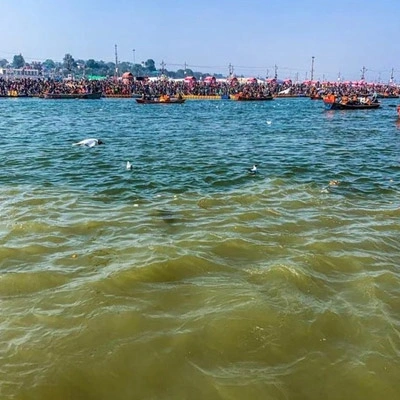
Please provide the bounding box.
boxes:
[203,76,216,84]
[122,71,134,84]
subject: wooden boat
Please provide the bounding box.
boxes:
[182,95,224,100]
[324,100,380,110]
[377,93,399,99]
[323,94,380,110]
[42,92,102,99]
[0,94,30,98]
[136,97,185,104]
[103,94,133,98]
[0,92,30,98]
[274,94,307,98]
[232,94,273,101]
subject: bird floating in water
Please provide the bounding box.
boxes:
[248,164,258,174]
[126,161,133,170]
[329,180,340,186]
[72,138,104,147]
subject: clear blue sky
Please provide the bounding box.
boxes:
[1,0,399,82]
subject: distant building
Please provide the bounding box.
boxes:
[0,67,42,79]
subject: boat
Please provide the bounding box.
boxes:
[136,97,185,104]
[42,92,102,99]
[232,94,273,101]
[103,94,133,98]
[182,94,226,100]
[323,94,380,110]
[0,94,30,98]
[274,94,307,98]
[0,91,30,98]
[397,105,400,118]
[377,93,399,99]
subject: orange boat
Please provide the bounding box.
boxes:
[136,97,185,104]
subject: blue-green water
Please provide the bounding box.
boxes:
[1,97,400,399]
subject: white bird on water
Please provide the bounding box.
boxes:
[248,164,258,174]
[72,138,104,147]
[126,161,133,170]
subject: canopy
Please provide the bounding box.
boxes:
[122,72,133,79]
[203,76,216,82]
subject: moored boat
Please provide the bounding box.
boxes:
[136,97,185,104]
[42,92,102,99]
[232,94,273,101]
[323,94,380,110]
[274,94,307,98]
[377,93,399,99]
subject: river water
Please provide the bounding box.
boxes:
[1,97,400,399]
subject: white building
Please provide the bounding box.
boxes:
[0,67,42,79]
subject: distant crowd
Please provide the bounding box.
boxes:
[0,76,399,98]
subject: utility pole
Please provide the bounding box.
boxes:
[228,63,234,76]
[160,60,166,75]
[390,68,394,84]
[310,56,315,81]
[360,66,367,80]
[274,64,278,80]
[132,49,135,65]
[337,72,341,82]
[114,44,119,78]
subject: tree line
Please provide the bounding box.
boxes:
[0,53,224,80]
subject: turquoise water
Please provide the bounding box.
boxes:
[1,97,400,399]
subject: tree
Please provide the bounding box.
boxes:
[144,59,156,72]
[85,59,99,69]
[0,59,8,68]
[119,61,131,74]
[43,59,56,70]
[12,54,25,68]
[63,53,76,73]
[31,61,42,72]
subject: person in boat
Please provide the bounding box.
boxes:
[347,94,357,105]
[325,93,336,103]
[159,94,170,102]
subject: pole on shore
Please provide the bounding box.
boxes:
[160,60,166,76]
[389,68,394,85]
[360,66,367,81]
[310,56,315,81]
[114,44,119,78]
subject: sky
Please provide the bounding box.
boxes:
[1,0,399,83]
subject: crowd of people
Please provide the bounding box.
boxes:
[0,76,399,99]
